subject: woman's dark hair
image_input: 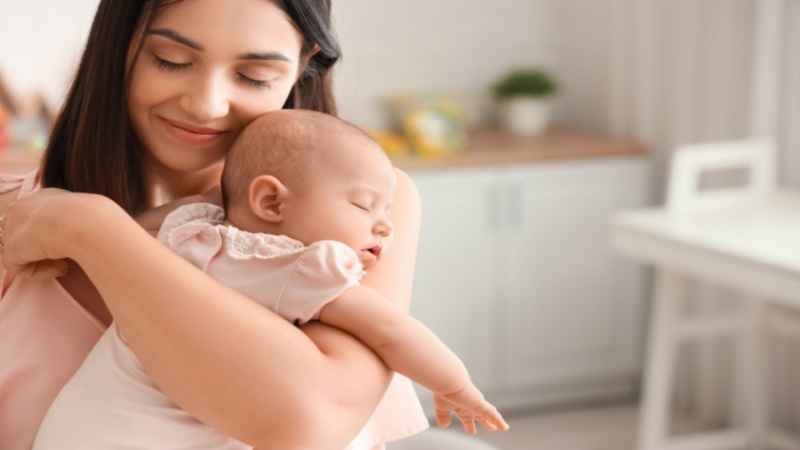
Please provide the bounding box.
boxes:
[41,0,341,214]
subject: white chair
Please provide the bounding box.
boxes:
[638,139,780,450]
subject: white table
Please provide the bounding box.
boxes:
[611,190,800,450]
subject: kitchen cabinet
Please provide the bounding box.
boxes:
[408,156,651,413]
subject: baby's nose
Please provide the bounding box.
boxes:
[374,220,393,237]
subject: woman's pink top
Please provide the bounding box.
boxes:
[0,170,105,450]
[14,198,427,450]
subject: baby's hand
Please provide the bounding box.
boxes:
[433,383,509,434]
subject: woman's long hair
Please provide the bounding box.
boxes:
[41,0,341,214]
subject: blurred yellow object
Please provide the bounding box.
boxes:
[369,130,412,158]
[403,103,466,159]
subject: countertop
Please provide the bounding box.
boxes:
[0,129,647,174]
[390,129,646,171]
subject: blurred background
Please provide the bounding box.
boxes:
[2,1,800,450]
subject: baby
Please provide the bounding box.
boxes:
[33,110,507,450]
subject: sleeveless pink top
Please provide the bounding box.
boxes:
[0,170,105,450]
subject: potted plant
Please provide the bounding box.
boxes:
[492,68,558,136]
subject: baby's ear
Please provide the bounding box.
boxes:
[249,175,289,223]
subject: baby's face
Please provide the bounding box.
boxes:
[281,141,397,270]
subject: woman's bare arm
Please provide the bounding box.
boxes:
[55,169,422,449]
[0,190,17,278]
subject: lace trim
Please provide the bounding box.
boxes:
[221,227,305,260]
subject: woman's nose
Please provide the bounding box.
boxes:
[179,72,230,123]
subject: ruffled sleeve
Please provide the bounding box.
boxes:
[0,169,39,196]
[156,202,225,272]
[278,240,365,325]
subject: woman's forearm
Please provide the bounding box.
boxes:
[65,195,391,449]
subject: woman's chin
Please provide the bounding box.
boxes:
[145,149,225,177]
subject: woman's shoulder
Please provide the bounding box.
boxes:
[393,167,420,210]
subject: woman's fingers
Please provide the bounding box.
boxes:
[21,260,70,280]
[1,187,84,276]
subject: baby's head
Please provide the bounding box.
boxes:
[221,110,396,268]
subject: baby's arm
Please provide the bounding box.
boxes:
[317,285,508,432]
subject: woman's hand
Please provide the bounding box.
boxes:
[1,188,101,280]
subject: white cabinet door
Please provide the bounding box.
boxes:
[498,159,650,391]
[410,170,499,393]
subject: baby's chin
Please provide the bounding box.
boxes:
[359,251,379,270]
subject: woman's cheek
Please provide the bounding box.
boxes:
[238,88,292,117]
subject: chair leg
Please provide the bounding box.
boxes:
[739,298,767,449]
[639,270,684,450]
[695,284,724,427]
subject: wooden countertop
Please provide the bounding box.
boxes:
[391,129,647,171]
[0,130,647,174]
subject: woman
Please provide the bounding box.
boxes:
[0,1,428,449]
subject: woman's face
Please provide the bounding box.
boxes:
[128,0,306,176]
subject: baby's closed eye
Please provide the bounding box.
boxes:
[350,202,370,212]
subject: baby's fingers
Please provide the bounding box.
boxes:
[457,413,477,435]
[482,403,510,431]
[477,416,498,432]
[435,406,452,428]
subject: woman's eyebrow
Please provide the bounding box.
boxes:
[146,28,293,63]
[238,52,293,63]
[147,28,202,50]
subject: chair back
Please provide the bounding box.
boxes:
[667,139,777,213]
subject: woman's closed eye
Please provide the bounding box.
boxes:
[236,73,271,88]
[153,54,191,72]
[151,54,273,89]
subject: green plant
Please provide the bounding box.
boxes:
[492,68,558,100]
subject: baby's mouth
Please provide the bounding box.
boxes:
[365,246,382,259]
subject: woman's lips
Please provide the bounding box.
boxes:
[158,116,228,144]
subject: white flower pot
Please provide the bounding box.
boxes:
[499,97,551,136]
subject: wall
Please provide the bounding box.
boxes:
[331,1,552,129]
[779,1,800,187]
[0,1,552,131]
[549,0,756,201]
[0,0,99,108]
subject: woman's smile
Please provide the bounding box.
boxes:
[157,115,230,145]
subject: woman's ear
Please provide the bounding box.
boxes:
[297,44,321,81]
[249,175,290,223]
